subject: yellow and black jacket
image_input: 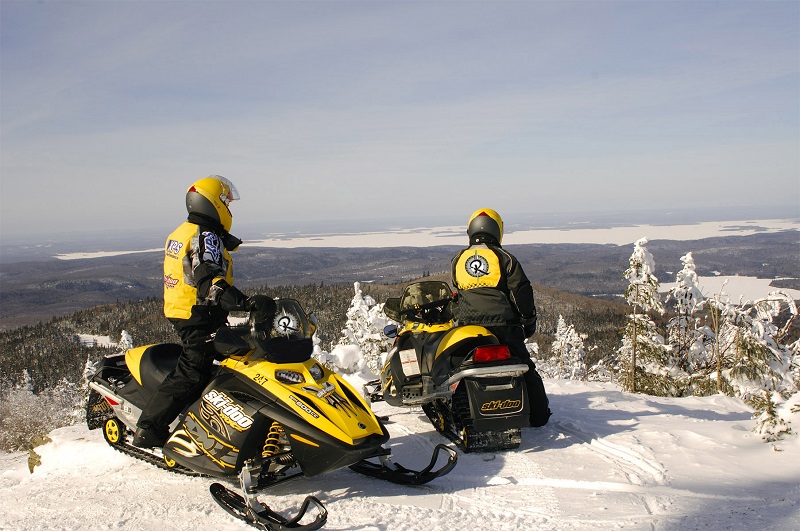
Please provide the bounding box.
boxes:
[163,220,235,320]
[451,239,536,334]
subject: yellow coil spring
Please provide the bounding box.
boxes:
[262,421,284,458]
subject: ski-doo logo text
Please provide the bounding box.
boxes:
[163,274,179,289]
[202,390,254,431]
[480,399,522,412]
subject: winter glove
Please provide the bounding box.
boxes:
[216,281,249,312]
[522,317,537,339]
[246,295,276,322]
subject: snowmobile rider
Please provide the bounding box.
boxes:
[133,175,276,448]
[450,208,551,427]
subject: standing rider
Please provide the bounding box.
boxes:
[450,208,551,427]
[133,175,275,448]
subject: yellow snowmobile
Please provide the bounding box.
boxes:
[86,299,456,530]
[365,281,531,452]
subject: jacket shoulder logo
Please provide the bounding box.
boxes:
[166,239,183,258]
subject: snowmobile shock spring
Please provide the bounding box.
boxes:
[262,421,284,458]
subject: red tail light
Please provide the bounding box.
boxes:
[473,345,511,362]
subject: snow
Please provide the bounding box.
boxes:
[74,334,115,348]
[661,275,800,303]
[247,218,799,248]
[3,377,799,530]
[53,218,798,259]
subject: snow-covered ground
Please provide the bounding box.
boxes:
[3,376,799,530]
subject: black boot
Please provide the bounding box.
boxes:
[132,425,168,448]
[525,364,551,427]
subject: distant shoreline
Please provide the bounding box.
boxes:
[52,218,799,260]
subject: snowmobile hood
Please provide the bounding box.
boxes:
[221,356,384,445]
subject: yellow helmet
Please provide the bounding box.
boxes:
[467,208,503,244]
[185,175,240,232]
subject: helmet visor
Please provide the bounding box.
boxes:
[215,176,240,205]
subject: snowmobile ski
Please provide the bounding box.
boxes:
[210,483,327,531]
[349,444,458,485]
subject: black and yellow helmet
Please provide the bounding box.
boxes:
[186,175,240,232]
[467,208,503,244]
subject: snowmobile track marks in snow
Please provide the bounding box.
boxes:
[553,420,667,485]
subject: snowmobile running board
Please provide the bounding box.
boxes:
[349,444,458,485]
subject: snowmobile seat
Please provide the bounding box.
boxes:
[399,331,447,376]
[139,343,183,391]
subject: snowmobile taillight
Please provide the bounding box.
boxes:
[473,345,511,362]
[275,369,305,384]
[104,396,119,406]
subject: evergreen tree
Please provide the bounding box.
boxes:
[665,252,710,395]
[703,287,798,439]
[552,315,587,380]
[337,282,394,374]
[620,238,666,393]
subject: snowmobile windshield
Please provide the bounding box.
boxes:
[383,297,401,322]
[250,299,314,363]
[399,281,453,324]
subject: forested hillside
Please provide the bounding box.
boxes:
[0,279,628,392]
[3,231,797,331]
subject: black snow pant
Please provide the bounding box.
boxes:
[137,316,219,433]
[487,325,551,427]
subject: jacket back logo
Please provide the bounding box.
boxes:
[465,252,490,278]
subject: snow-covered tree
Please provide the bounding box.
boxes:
[668,253,704,316]
[336,282,395,374]
[118,330,134,351]
[551,315,587,380]
[662,252,711,395]
[620,237,666,393]
[702,288,799,439]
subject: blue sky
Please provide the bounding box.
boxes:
[1,0,798,239]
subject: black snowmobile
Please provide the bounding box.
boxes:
[364,281,531,452]
[86,299,457,531]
